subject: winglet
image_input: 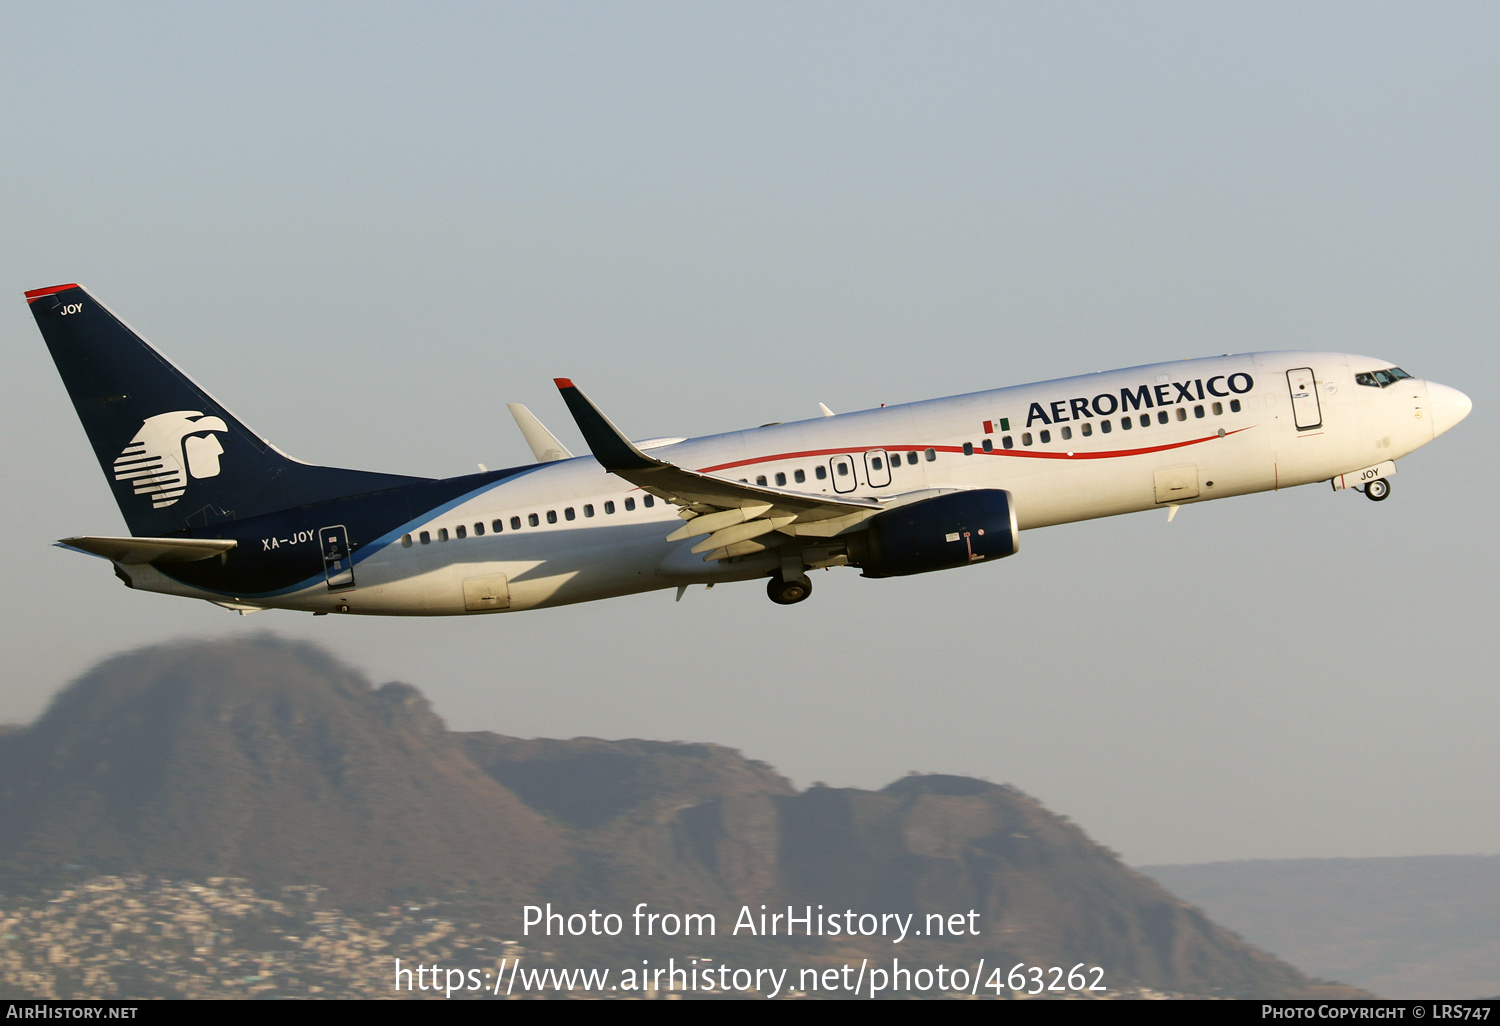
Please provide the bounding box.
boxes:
[553,379,661,472]
[507,402,574,462]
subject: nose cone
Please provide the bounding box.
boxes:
[1428,382,1472,438]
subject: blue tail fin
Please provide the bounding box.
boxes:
[26,283,427,536]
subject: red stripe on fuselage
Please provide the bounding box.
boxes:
[695,427,1253,475]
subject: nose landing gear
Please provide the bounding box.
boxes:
[767,573,813,605]
[1364,478,1391,501]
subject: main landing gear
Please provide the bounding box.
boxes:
[767,572,813,606]
[1364,479,1391,502]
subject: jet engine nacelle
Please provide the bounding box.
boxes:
[849,489,1019,578]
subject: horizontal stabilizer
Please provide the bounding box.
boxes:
[58,535,237,564]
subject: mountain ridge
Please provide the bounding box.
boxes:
[0,635,1361,998]
[1140,855,1500,999]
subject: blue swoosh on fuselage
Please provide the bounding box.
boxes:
[158,462,553,598]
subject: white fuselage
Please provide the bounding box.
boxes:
[123,351,1468,615]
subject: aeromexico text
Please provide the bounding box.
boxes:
[524,904,980,944]
[1025,373,1255,427]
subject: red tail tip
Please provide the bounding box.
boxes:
[24,283,80,301]
[554,378,575,389]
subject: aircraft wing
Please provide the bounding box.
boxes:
[554,379,881,559]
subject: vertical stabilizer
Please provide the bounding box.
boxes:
[26,284,427,536]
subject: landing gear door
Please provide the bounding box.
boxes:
[1287,367,1323,430]
[863,450,892,488]
[319,525,355,590]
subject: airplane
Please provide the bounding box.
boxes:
[26,282,1471,615]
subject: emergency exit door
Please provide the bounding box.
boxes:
[829,454,858,493]
[1286,368,1322,430]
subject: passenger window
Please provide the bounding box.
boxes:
[1175,408,1185,422]
[1060,426,1072,441]
[924,448,936,462]
[420,531,431,544]
[564,507,575,521]
[644,495,655,508]
[1022,432,1033,446]
[1080,422,1092,437]
[962,442,974,455]
[1100,420,1111,433]
[493,519,504,533]
[584,504,594,518]
[1139,414,1150,427]
[1002,435,1014,448]
[438,528,449,541]
[1039,429,1051,443]
[1193,405,1204,419]
[511,516,521,530]
[816,466,828,479]
[906,451,918,465]
[1158,411,1169,424]
[603,501,615,515]
[474,522,484,536]
[546,510,557,524]
[1212,401,1223,415]
[981,438,993,452]
[871,456,884,470]
[455,525,466,539]
[1230,399,1241,413]
[528,513,539,527]
[401,534,412,547]
[756,475,767,486]
[836,461,849,476]
[794,469,805,483]
[625,497,636,511]
[774,472,786,486]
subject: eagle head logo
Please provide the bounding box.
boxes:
[113,411,229,509]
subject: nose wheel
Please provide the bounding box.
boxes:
[767,573,813,605]
[1364,479,1391,501]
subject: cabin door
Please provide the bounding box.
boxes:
[319,525,356,590]
[1286,367,1323,430]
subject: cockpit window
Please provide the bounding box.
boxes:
[1356,367,1414,388]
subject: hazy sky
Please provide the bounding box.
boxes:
[2,2,1495,866]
